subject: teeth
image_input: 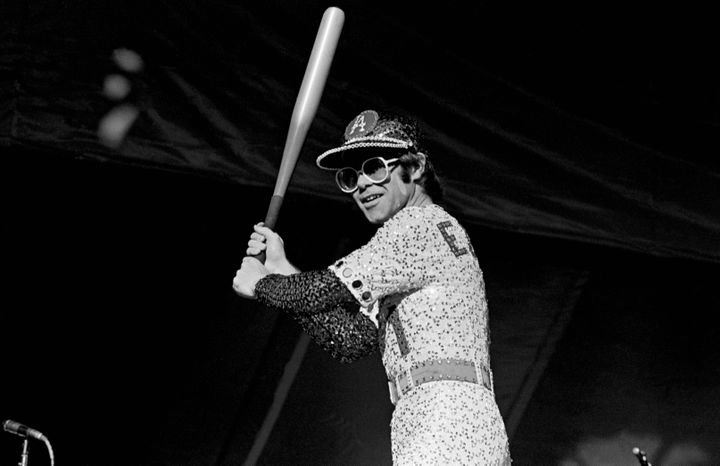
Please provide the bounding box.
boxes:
[363,194,381,203]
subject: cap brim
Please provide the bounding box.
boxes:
[316,141,409,170]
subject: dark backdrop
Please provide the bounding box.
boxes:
[2,147,718,465]
[1,1,719,465]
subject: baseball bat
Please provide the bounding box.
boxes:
[255,7,344,263]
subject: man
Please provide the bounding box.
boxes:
[234,110,511,464]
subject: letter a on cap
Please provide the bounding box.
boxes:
[345,110,378,140]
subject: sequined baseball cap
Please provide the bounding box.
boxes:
[316,109,421,170]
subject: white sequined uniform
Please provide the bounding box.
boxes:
[330,204,511,465]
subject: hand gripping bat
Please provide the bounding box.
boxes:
[255,7,345,263]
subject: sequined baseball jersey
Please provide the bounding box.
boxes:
[255,204,511,465]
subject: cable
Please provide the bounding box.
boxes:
[43,436,55,466]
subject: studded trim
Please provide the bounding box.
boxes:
[316,136,412,170]
[255,269,379,363]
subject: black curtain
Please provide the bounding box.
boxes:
[2,1,719,464]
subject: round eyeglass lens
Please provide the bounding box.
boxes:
[336,168,358,192]
[362,157,389,182]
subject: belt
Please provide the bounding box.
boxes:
[388,358,492,405]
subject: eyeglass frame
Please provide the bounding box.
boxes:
[335,156,400,193]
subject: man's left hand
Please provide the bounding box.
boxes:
[233,257,269,299]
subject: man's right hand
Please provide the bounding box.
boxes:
[246,222,299,276]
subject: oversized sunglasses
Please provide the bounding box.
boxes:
[335,157,399,193]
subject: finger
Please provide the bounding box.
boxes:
[246,246,261,256]
[233,274,243,289]
[253,223,278,239]
[242,256,261,265]
[250,232,265,242]
[248,239,266,251]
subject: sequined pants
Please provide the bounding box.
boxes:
[390,381,511,465]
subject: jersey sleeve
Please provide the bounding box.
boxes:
[290,306,378,363]
[328,208,438,309]
[254,269,378,363]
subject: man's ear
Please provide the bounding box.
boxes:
[410,152,427,182]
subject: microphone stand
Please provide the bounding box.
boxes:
[632,447,652,466]
[19,437,29,466]
[3,419,54,466]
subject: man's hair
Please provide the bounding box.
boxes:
[398,151,444,203]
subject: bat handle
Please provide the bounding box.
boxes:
[250,194,284,264]
[263,194,283,231]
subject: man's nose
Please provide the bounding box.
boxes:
[356,173,371,190]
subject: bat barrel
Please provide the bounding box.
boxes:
[255,7,344,261]
[272,6,345,199]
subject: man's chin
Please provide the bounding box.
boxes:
[357,198,392,224]
[363,211,389,225]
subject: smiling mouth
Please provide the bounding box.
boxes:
[361,193,382,205]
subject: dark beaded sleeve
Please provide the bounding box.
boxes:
[255,269,378,363]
